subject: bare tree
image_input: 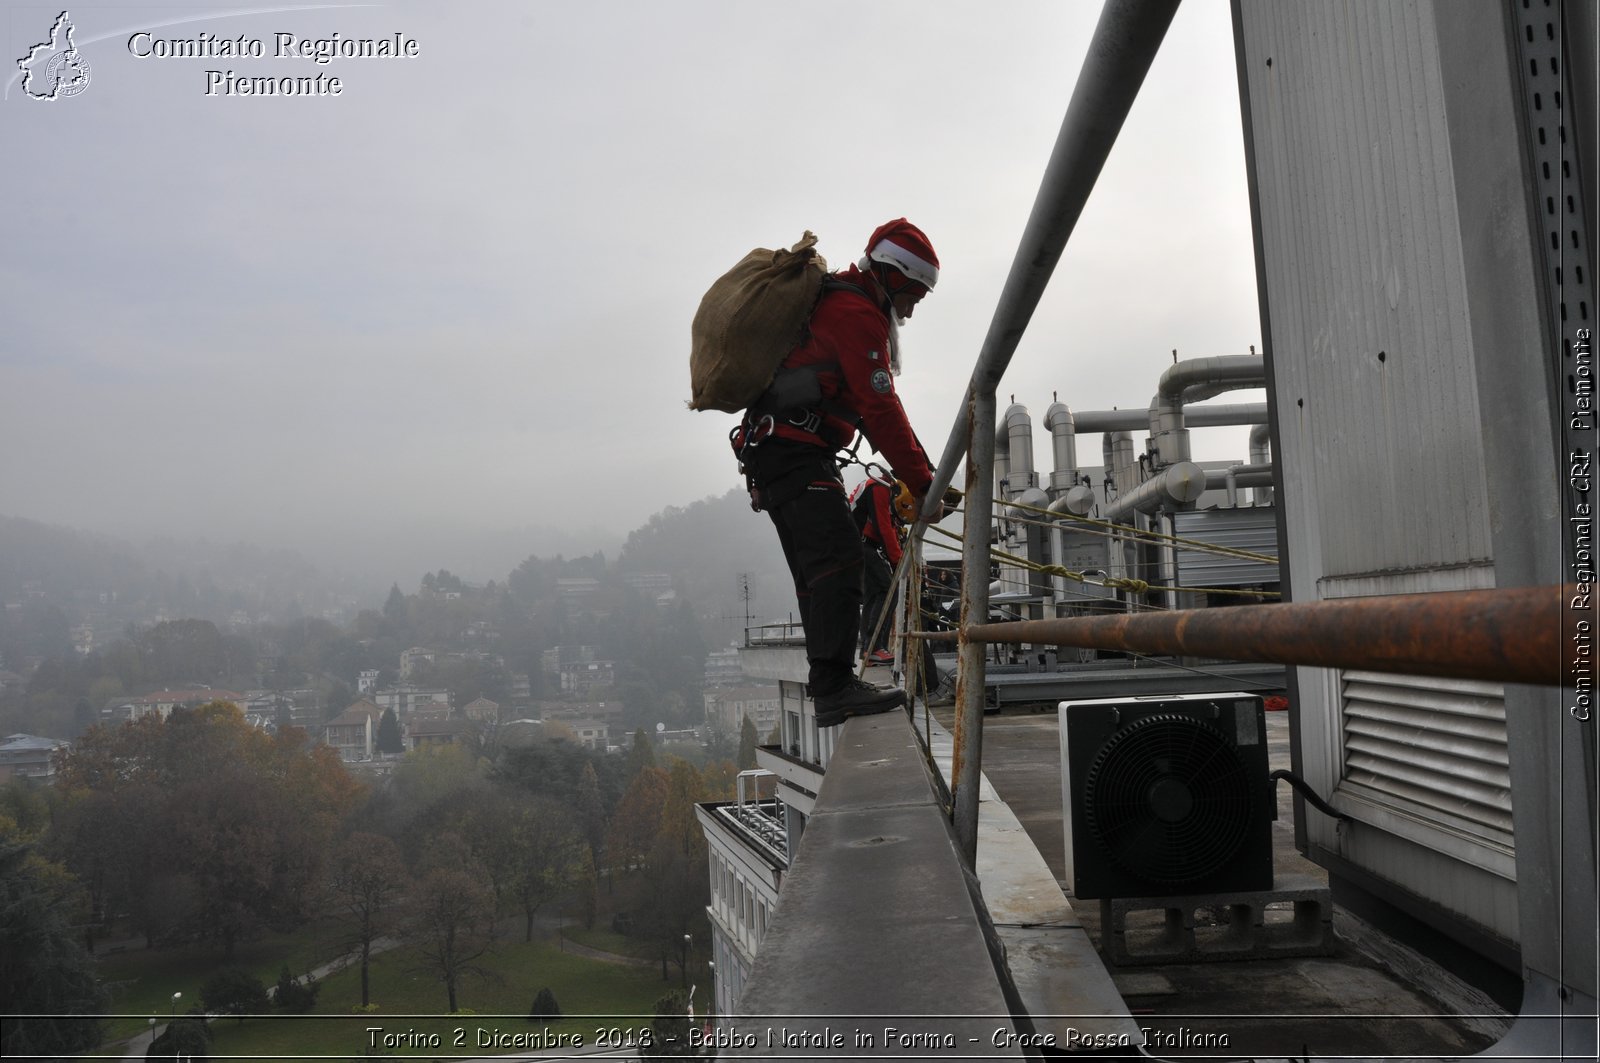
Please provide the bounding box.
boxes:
[408,866,496,1013]
[326,832,408,1007]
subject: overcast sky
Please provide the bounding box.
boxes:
[2,1,1263,585]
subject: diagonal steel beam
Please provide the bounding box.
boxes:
[930,0,1185,867]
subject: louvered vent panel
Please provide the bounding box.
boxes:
[1341,671,1512,835]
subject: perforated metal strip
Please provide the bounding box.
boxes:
[1516,0,1594,423]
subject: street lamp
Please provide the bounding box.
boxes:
[170,991,181,1017]
[148,1017,156,1043]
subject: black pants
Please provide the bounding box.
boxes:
[860,545,894,655]
[747,441,862,697]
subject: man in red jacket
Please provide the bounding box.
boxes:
[850,472,902,664]
[734,219,942,727]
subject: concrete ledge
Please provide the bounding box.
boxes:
[730,711,1023,1058]
[918,710,1145,1051]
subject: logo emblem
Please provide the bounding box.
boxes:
[18,11,91,101]
[870,369,893,394]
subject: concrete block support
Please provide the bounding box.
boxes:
[1100,882,1334,966]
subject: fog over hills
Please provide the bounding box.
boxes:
[0,486,793,642]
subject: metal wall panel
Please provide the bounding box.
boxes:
[1237,0,1514,942]
[1172,507,1279,587]
[1242,0,1493,582]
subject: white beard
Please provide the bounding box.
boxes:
[859,255,906,374]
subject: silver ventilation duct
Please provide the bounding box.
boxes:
[1147,355,1266,467]
[1043,401,1078,497]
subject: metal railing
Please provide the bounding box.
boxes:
[905,0,1184,865]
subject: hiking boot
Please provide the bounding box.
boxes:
[815,677,905,728]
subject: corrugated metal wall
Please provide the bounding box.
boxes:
[1173,507,1279,587]
[1236,0,1518,943]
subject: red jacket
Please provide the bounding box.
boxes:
[850,476,903,565]
[767,266,934,497]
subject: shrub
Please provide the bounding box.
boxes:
[274,965,320,1013]
[642,992,694,1057]
[198,966,268,1022]
[528,987,561,1020]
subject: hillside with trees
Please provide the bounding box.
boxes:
[617,487,794,646]
[0,488,786,1055]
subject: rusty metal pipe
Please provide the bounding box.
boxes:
[958,585,1573,687]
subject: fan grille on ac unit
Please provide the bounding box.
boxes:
[1081,712,1256,886]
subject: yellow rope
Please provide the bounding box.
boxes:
[978,494,1280,566]
[921,522,1279,601]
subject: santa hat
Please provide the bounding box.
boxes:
[863,218,939,289]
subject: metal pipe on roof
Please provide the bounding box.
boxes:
[1070,402,1269,435]
[1043,401,1078,496]
[992,402,1037,504]
[1190,402,1270,427]
[959,584,1572,688]
[1048,484,1096,518]
[1248,424,1273,505]
[1248,423,1271,463]
[991,417,1010,500]
[1006,487,1050,521]
[1156,354,1267,405]
[1102,459,1204,521]
[1148,354,1266,467]
[1158,512,1178,610]
[1104,431,1138,497]
[1102,431,1138,611]
[1005,403,1036,496]
[1210,463,1273,508]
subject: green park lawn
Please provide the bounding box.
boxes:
[134,932,685,1062]
[26,884,685,1058]
[559,923,661,962]
[96,920,347,1043]
[92,889,700,1061]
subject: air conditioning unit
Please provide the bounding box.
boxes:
[1059,692,1272,899]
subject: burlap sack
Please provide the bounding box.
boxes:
[688,232,827,412]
